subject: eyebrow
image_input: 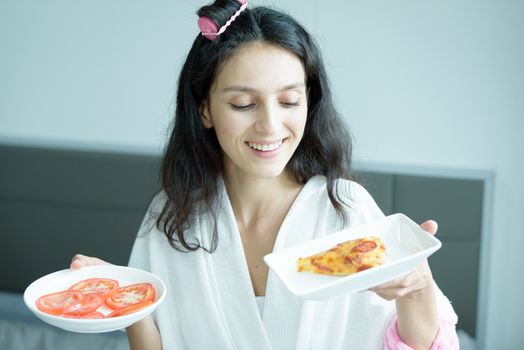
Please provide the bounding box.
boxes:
[221,83,306,93]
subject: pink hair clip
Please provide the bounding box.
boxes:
[198,0,248,41]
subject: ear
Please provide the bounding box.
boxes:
[200,100,213,129]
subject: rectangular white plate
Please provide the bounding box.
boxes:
[264,213,441,300]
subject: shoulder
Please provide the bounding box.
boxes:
[334,177,385,223]
[308,175,379,207]
[306,175,375,203]
[139,190,172,227]
[335,178,376,205]
[148,190,169,214]
[131,190,168,241]
[303,175,384,223]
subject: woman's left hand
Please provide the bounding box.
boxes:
[369,220,438,301]
[371,220,440,349]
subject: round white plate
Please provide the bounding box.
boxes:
[23,265,166,333]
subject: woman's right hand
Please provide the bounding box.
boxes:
[70,254,162,349]
[70,254,111,270]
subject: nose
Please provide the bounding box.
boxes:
[254,103,280,134]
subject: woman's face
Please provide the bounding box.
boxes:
[201,42,308,181]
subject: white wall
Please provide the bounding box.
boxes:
[0,0,196,153]
[1,1,523,348]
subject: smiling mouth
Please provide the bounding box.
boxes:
[247,139,285,152]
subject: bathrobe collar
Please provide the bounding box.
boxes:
[214,175,327,349]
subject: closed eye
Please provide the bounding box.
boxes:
[230,101,301,111]
[281,101,301,108]
[230,103,255,111]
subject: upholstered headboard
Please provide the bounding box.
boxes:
[0,144,161,292]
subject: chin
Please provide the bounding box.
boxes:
[250,165,288,179]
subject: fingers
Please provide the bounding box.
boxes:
[420,220,438,236]
[369,221,438,301]
[369,262,432,300]
[370,277,426,300]
[70,254,110,270]
[370,273,418,300]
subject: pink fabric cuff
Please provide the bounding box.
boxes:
[384,314,459,350]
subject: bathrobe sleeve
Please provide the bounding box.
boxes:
[385,315,459,349]
[383,282,459,349]
[347,181,459,349]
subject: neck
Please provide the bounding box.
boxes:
[223,171,302,228]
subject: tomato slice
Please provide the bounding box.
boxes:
[105,283,155,310]
[36,290,85,316]
[69,278,119,297]
[66,293,103,315]
[108,301,153,317]
[62,311,106,319]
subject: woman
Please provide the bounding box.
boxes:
[71,1,459,349]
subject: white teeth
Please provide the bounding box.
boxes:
[248,140,283,151]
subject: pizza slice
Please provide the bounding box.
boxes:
[297,236,387,276]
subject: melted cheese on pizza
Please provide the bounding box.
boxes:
[297,236,386,276]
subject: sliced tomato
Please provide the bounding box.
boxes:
[108,301,153,317]
[351,240,378,253]
[69,278,119,297]
[66,293,103,315]
[105,283,155,310]
[36,290,85,316]
[62,311,105,319]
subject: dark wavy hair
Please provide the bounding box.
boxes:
[157,0,353,252]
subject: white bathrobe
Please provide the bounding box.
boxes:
[128,175,455,350]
